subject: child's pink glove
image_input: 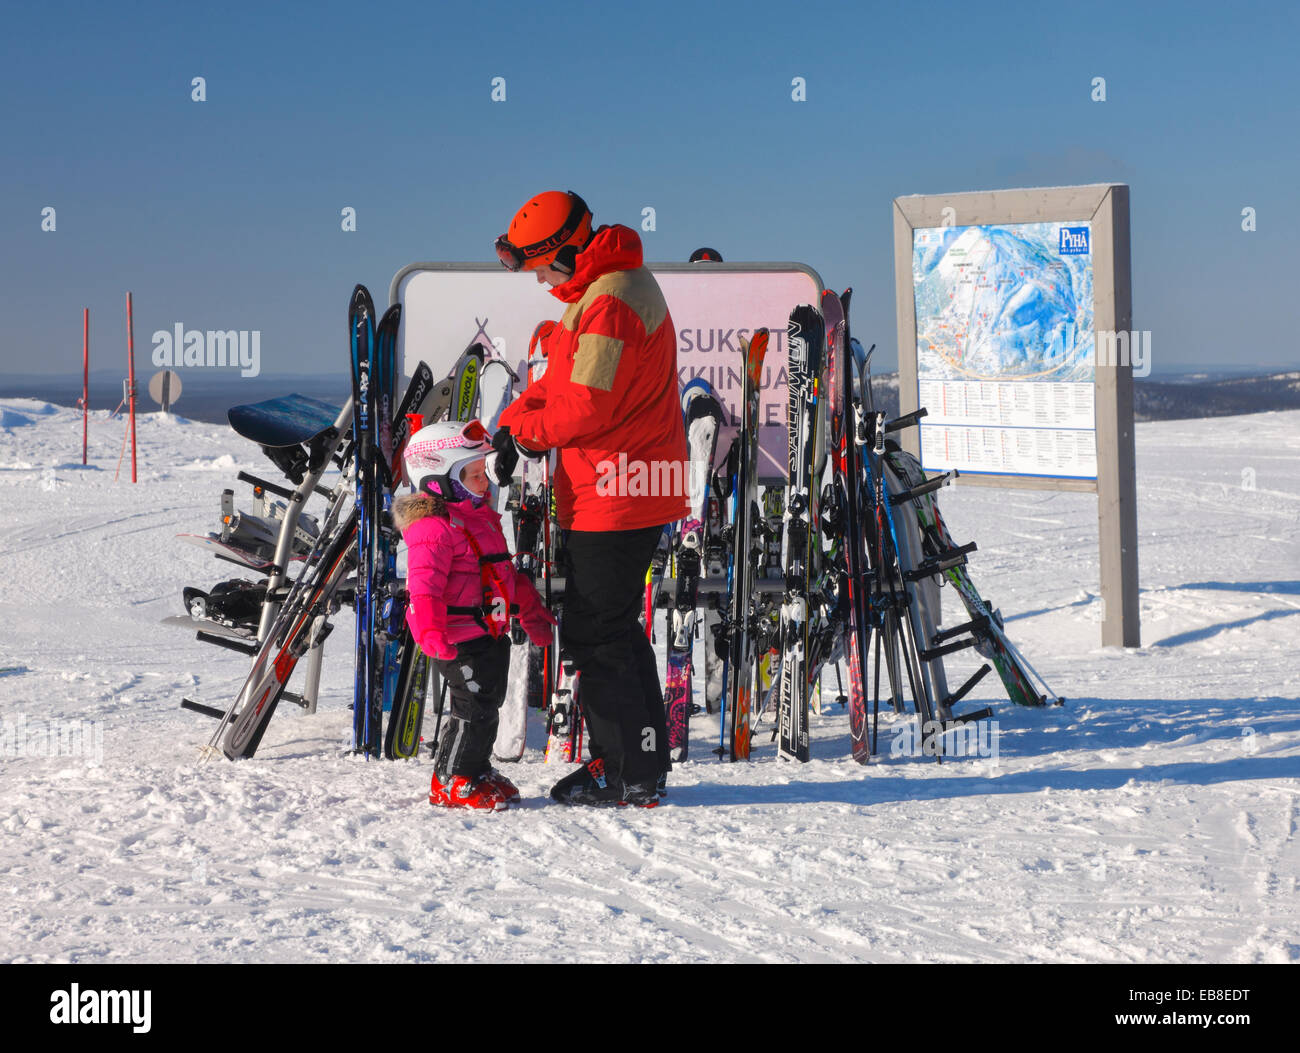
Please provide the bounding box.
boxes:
[407,594,456,660]
[418,630,457,662]
[520,604,557,648]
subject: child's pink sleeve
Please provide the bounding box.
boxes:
[403,519,456,659]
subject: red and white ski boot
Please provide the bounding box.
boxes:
[430,773,509,811]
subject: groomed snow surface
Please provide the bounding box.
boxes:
[0,399,1296,963]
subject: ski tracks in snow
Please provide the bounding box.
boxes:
[2,401,1299,962]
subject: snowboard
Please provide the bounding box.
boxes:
[228,394,343,448]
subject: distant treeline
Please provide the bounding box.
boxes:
[824,372,1300,424]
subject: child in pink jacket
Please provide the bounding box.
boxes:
[396,419,555,810]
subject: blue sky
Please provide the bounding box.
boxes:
[2,0,1297,377]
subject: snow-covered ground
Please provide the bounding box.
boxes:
[0,398,1296,963]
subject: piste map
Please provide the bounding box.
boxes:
[912,222,1095,384]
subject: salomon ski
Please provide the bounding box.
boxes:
[776,304,824,763]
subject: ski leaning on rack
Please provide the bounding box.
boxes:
[777,305,824,763]
[832,290,875,763]
[501,325,551,762]
[350,286,402,758]
[665,378,724,763]
[725,328,769,761]
[805,290,848,707]
[381,362,444,761]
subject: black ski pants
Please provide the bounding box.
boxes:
[560,524,669,786]
[432,634,510,780]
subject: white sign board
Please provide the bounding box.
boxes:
[391,263,823,481]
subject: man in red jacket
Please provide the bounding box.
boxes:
[493,190,689,807]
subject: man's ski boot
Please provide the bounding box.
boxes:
[550,759,659,808]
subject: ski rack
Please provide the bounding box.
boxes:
[672,576,784,601]
[182,397,355,721]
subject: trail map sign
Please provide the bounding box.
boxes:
[912,221,1097,479]
[893,184,1139,647]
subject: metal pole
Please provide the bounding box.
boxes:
[126,293,137,483]
[82,308,89,466]
[302,634,325,716]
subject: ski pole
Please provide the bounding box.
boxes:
[427,673,450,757]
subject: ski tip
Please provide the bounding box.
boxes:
[349,285,376,324]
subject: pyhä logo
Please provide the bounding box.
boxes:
[50,984,151,1033]
[1058,226,1090,255]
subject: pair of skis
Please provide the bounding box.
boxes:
[775,307,824,762]
[725,329,771,761]
[349,286,402,758]
[664,379,725,763]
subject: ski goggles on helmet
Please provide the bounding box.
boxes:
[495,192,590,273]
[406,418,491,459]
[433,418,490,450]
[459,419,489,444]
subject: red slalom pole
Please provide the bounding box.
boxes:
[82,308,89,466]
[126,292,137,483]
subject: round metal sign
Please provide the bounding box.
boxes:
[148,369,182,409]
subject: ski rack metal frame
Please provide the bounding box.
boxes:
[183,397,354,720]
[254,398,354,641]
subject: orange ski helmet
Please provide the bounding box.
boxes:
[496,191,592,273]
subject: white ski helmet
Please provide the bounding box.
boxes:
[402,418,492,498]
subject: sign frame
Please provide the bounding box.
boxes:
[893,183,1139,647]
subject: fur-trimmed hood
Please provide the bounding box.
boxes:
[393,492,446,533]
